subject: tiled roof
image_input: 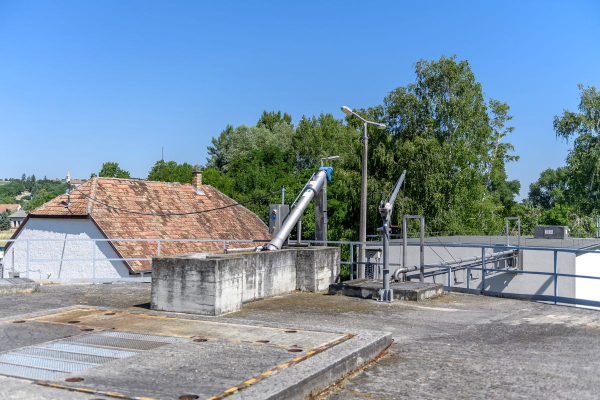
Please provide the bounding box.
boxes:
[0,204,20,214]
[30,178,271,273]
[9,209,27,218]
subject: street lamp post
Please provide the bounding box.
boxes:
[341,106,386,279]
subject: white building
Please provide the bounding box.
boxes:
[4,174,271,280]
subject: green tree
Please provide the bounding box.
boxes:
[0,211,10,231]
[554,84,600,214]
[528,167,569,209]
[24,189,57,212]
[376,55,519,234]
[98,162,131,179]
[147,161,199,184]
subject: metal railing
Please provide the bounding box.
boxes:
[306,238,600,309]
[1,238,269,283]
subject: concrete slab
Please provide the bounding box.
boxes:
[0,278,39,296]
[329,279,444,301]
[0,306,390,400]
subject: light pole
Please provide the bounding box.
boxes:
[341,106,386,279]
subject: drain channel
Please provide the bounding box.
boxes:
[0,331,185,381]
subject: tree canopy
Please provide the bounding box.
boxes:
[147,160,199,184]
[98,162,131,179]
[203,55,520,240]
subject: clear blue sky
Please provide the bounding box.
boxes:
[0,1,598,200]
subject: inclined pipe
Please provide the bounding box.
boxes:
[263,169,329,251]
[393,249,517,280]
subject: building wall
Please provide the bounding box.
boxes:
[2,218,130,280]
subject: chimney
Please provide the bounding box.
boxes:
[192,171,202,188]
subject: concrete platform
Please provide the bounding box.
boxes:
[0,305,391,400]
[0,278,39,296]
[328,279,444,301]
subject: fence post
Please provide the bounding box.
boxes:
[447,266,452,289]
[157,240,161,257]
[350,243,354,281]
[467,266,471,290]
[553,250,558,304]
[222,241,227,253]
[92,241,96,283]
[481,247,486,295]
[26,240,30,279]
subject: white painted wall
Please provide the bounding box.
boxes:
[575,252,600,305]
[2,218,130,280]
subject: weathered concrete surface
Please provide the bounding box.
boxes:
[0,278,39,296]
[227,292,600,400]
[329,279,443,301]
[3,283,600,399]
[151,256,245,315]
[296,247,340,292]
[0,299,390,400]
[151,247,340,315]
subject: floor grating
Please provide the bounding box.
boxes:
[0,330,185,381]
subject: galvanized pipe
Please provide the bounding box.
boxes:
[393,249,516,280]
[263,170,328,251]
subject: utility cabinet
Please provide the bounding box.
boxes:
[534,225,569,240]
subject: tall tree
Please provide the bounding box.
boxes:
[98,162,131,179]
[554,84,600,214]
[528,167,569,209]
[0,211,10,231]
[147,160,199,184]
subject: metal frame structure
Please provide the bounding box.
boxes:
[402,215,425,282]
[341,106,386,279]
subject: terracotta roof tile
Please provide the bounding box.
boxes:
[30,178,271,273]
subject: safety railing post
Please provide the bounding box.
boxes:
[222,240,226,253]
[447,266,451,289]
[157,240,161,257]
[92,241,96,283]
[350,243,354,280]
[481,247,486,294]
[554,250,558,304]
[467,266,471,290]
[26,240,30,279]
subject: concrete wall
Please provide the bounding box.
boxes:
[377,241,577,300]
[151,246,340,315]
[2,218,130,280]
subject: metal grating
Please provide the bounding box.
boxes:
[0,353,97,372]
[64,335,169,351]
[0,363,66,380]
[97,331,185,343]
[14,347,117,365]
[41,342,139,358]
[0,330,180,381]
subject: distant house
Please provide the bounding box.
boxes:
[0,204,20,214]
[4,173,271,280]
[9,209,26,228]
[70,179,84,188]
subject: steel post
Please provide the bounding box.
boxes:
[481,247,486,294]
[402,217,407,282]
[420,217,425,283]
[358,121,368,279]
[380,220,392,301]
[554,250,558,304]
[296,219,302,244]
[350,243,354,280]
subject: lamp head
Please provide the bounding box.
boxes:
[341,106,353,117]
[376,123,387,130]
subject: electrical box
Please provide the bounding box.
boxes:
[269,204,289,237]
[534,225,569,240]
